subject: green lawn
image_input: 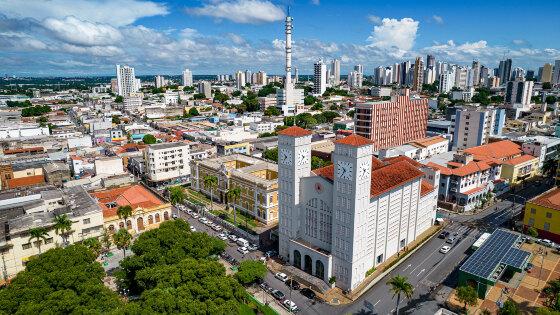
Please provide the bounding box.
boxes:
[210,209,258,229]
[240,294,278,315]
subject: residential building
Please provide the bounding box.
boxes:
[216,141,251,156]
[43,162,71,187]
[94,157,125,177]
[505,78,533,110]
[451,106,504,150]
[313,60,327,95]
[472,61,481,86]
[90,184,172,235]
[500,155,539,185]
[519,136,560,169]
[438,71,455,93]
[197,81,212,99]
[523,188,560,243]
[258,96,277,110]
[0,186,104,280]
[255,71,267,85]
[277,127,437,291]
[553,60,560,85]
[370,86,392,97]
[539,64,552,83]
[182,68,193,86]
[498,59,512,85]
[116,64,139,96]
[250,121,283,133]
[412,57,424,91]
[144,142,190,185]
[154,75,166,88]
[235,70,246,90]
[0,123,49,140]
[454,67,468,90]
[123,95,142,112]
[190,154,279,225]
[354,90,428,150]
[331,59,341,86]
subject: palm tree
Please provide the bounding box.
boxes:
[100,228,112,254]
[112,228,132,258]
[167,186,185,205]
[28,227,49,255]
[387,275,414,315]
[83,237,102,257]
[53,214,72,246]
[116,205,133,230]
[226,187,241,225]
[203,175,218,212]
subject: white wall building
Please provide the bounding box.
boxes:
[123,95,143,112]
[235,70,246,90]
[277,127,437,291]
[145,142,190,183]
[182,69,193,87]
[197,81,212,99]
[0,123,49,139]
[67,136,93,150]
[313,60,327,95]
[94,157,125,176]
[249,121,283,133]
[116,64,139,96]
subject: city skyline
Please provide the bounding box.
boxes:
[1,0,559,76]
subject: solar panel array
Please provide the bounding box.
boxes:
[460,229,529,280]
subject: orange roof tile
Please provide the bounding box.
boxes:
[384,155,422,168]
[412,136,448,148]
[420,180,435,197]
[503,154,537,166]
[426,162,453,176]
[529,187,560,211]
[464,140,522,161]
[6,175,45,189]
[462,185,486,195]
[449,161,491,177]
[334,134,374,147]
[90,184,165,218]
[278,126,312,137]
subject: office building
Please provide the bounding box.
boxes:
[354,90,428,150]
[498,59,512,85]
[235,70,246,90]
[412,57,424,92]
[277,127,438,291]
[400,60,411,86]
[331,59,341,86]
[197,81,212,99]
[144,142,190,185]
[115,64,139,96]
[313,60,327,95]
[540,64,553,83]
[505,78,533,109]
[451,106,504,150]
[182,69,193,86]
[426,54,435,69]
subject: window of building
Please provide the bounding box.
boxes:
[531,208,536,214]
[546,212,552,219]
[544,222,550,231]
[83,218,91,224]
[376,254,383,264]
[528,218,535,226]
[22,243,32,250]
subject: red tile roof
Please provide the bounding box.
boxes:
[6,175,45,189]
[90,184,165,218]
[462,185,486,195]
[384,155,423,168]
[334,134,374,147]
[503,154,537,166]
[464,140,522,161]
[529,187,560,211]
[426,161,490,177]
[420,180,435,197]
[426,162,453,176]
[278,126,312,137]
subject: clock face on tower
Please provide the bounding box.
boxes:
[279,148,293,165]
[297,148,309,165]
[336,161,353,180]
[358,161,369,180]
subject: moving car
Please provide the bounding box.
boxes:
[283,300,299,312]
[272,290,285,300]
[300,288,316,300]
[446,237,455,244]
[440,245,451,254]
[275,272,289,282]
[237,247,249,255]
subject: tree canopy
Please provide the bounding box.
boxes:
[257,84,278,97]
[262,147,278,162]
[235,260,267,285]
[21,105,51,117]
[263,106,280,116]
[142,134,157,144]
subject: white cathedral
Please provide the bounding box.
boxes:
[277,126,440,291]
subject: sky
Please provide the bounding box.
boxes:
[1,0,559,76]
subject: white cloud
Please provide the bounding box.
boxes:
[311,0,320,5]
[0,0,168,26]
[367,18,419,56]
[60,43,124,56]
[0,32,47,50]
[432,15,444,24]
[43,16,123,46]
[512,39,526,45]
[367,14,382,24]
[186,0,285,24]
[227,33,247,45]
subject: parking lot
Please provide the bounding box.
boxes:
[173,204,319,314]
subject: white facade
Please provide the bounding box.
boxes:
[145,142,190,182]
[94,157,125,176]
[164,91,179,105]
[182,69,193,87]
[439,71,455,93]
[313,60,327,95]
[197,81,212,99]
[67,136,93,149]
[123,96,143,112]
[505,78,534,109]
[331,59,341,86]
[235,70,246,90]
[116,64,139,96]
[249,121,283,133]
[0,124,49,139]
[155,75,166,88]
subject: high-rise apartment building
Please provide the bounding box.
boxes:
[354,90,428,150]
[451,106,505,150]
[505,78,533,109]
[277,126,437,291]
[426,54,435,69]
[439,71,455,93]
[412,57,424,91]
[182,69,193,86]
[498,59,512,85]
[255,71,267,85]
[400,60,411,86]
[245,70,252,85]
[313,60,327,95]
[235,70,246,90]
[472,61,481,86]
[553,60,560,85]
[197,81,211,99]
[331,59,341,86]
[454,67,468,90]
[145,142,190,184]
[154,75,166,89]
[541,63,553,83]
[116,64,139,96]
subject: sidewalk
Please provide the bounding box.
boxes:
[247,286,289,315]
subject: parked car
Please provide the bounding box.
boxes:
[228,235,238,242]
[186,209,192,214]
[300,288,316,300]
[237,247,249,255]
[438,231,450,239]
[286,279,301,290]
[283,300,299,312]
[212,224,222,231]
[540,239,554,247]
[265,250,277,258]
[190,226,196,232]
[272,290,285,300]
[247,243,258,251]
[446,237,456,244]
[275,272,289,282]
[217,233,228,241]
[440,245,451,254]
[198,217,207,223]
[172,214,178,219]
[260,282,271,292]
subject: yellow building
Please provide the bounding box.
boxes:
[216,141,251,156]
[190,154,278,225]
[500,154,539,185]
[523,187,560,243]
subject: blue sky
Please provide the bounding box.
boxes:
[1,0,559,76]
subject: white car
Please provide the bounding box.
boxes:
[212,224,222,231]
[190,226,196,232]
[186,209,192,214]
[440,245,451,254]
[228,235,238,242]
[191,213,199,219]
[275,272,289,282]
[217,233,228,241]
[541,239,554,247]
[283,300,298,312]
[237,247,249,254]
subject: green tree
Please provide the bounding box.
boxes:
[456,285,478,311]
[527,226,539,238]
[322,110,340,122]
[28,227,49,254]
[100,228,112,253]
[284,116,295,126]
[499,300,520,315]
[311,102,324,110]
[214,91,230,103]
[543,82,552,90]
[295,113,317,129]
[257,84,278,97]
[347,109,355,118]
[183,86,195,92]
[112,228,132,258]
[263,147,278,162]
[543,279,560,310]
[167,186,185,205]
[142,134,157,144]
[232,90,242,97]
[112,115,121,124]
[203,175,218,211]
[387,275,414,315]
[313,113,327,124]
[546,95,558,105]
[115,95,124,103]
[117,205,133,229]
[193,93,206,99]
[83,237,102,257]
[188,107,200,116]
[226,187,241,224]
[311,156,330,169]
[236,260,267,285]
[53,214,72,246]
[304,95,318,105]
[263,106,281,116]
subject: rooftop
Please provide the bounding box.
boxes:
[147,141,189,150]
[412,136,448,148]
[528,187,560,211]
[503,154,537,166]
[464,140,522,161]
[90,184,166,218]
[277,126,313,137]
